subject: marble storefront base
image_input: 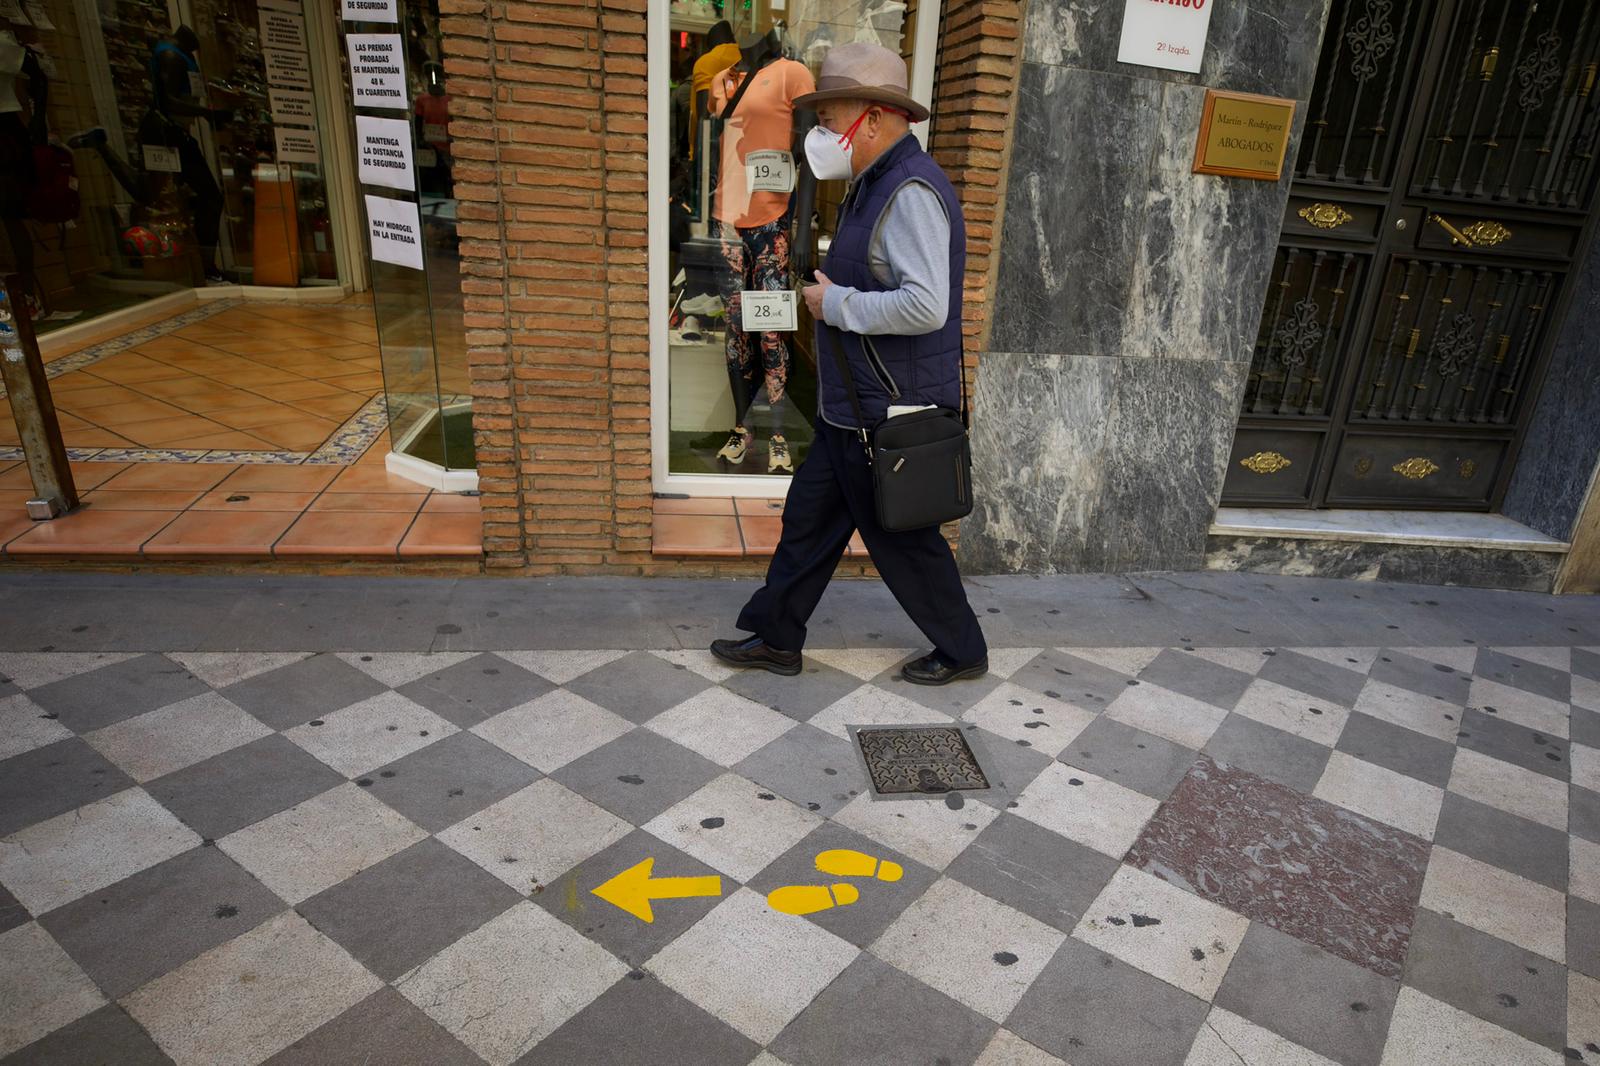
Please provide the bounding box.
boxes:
[1205,534,1566,593]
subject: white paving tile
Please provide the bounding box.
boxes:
[807,683,950,740]
[0,692,71,760]
[646,687,796,767]
[1571,741,1600,794]
[123,911,381,1066]
[0,652,137,690]
[649,649,739,683]
[438,778,631,889]
[1354,680,1462,743]
[1074,865,1250,1001]
[1447,748,1568,831]
[1105,682,1231,750]
[1572,836,1600,906]
[831,790,1000,870]
[471,690,633,773]
[0,788,199,913]
[1379,986,1561,1066]
[1231,678,1350,747]
[645,773,823,881]
[1060,647,1163,677]
[335,651,477,688]
[397,902,627,1066]
[1421,848,1566,963]
[0,923,105,1058]
[974,1029,1069,1066]
[1186,647,1271,675]
[1571,972,1600,1066]
[166,651,312,689]
[987,648,1046,680]
[497,650,629,686]
[1313,751,1444,840]
[871,877,1066,1022]
[960,682,1097,758]
[1293,647,1379,673]
[650,888,858,1044]
[218,782,427,904]
[1185,1007,1340,1066]
[1011,762,1160,860]
[82,692,272,783]
[283,691,457,778]
[805,648,916,681]
[1467,678,1570,739]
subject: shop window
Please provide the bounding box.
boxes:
[657,0,926,488]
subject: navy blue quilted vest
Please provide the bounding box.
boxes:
[817,134,965,431]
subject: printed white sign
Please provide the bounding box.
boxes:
[342,0,397,21]
[347,34,408,109]
[745,150,795,194]
[365,194,424,270]
[258,8,306,53]
[22,1,52,29]
[269,87,316,124]
[263,48,312,89]
[275,126,320,164]
[1117,0,1213,74]
[356,115,415,191]
[141,145,182,173]
[740,290,797,332]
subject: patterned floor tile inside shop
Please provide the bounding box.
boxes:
[1,642,1596,1065]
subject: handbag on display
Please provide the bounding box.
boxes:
[824,329,973,534]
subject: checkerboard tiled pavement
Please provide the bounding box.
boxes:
[2,642,1598,1065]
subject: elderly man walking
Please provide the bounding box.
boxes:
[711,43,988,687]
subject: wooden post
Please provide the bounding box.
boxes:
[0,275,79,519]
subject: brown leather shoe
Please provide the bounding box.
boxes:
[710,636,802,676]
[901,652,988,686]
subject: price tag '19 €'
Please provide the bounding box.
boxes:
[745,150,796,194]
[741,290,797,332]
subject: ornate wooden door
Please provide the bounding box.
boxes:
[1224,0,1600,509]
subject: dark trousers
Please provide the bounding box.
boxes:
[737,419,988,665]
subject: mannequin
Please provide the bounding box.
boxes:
[707,29,818,474]
[689,21,739,161]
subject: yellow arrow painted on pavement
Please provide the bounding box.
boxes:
[591,858,722,923]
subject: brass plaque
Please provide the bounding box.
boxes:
[1194,90,1297,181]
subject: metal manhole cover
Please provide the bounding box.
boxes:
[855,726,990,795]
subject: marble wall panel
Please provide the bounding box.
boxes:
[1205,536,1563,593]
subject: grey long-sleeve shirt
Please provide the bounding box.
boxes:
[819,173,951,337]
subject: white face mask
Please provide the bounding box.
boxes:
[804,125,854,182]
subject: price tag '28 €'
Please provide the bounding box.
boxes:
[740,290,797,332]
[745,150,796,194]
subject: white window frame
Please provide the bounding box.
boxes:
[647,0,942,497]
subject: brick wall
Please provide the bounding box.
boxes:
[447,0,1022,574]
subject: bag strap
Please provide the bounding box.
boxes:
[822,324,874,463]
[718,63,760,123]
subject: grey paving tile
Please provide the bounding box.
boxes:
[1058,716,1199,800]
[553,729,721,825]
[1433,792,1570,893]
[39,845,284,1000]
[1214,920,1399,1066]
[0,882,26,936]
[1458,708,1570,782]
[396,653,553,728]
[1010,649,1132,711]
[298,838,521,982]
[0,738,135,837]
[1136,649,1255,709]
[1575,707,1600,749]
[1370,650,1472,704]
[531,828,729,967]
[734,724,867,818]
[1403,908,1567,1052]
[263,987,483,1066]
[1336,711,1460,789]
[1204,714,1332,793]
[1007,936,1208,1066]
[1475,649,1571,703]
[878,668,1007,717]
[27,654,209,733]
[362,731,541,833]
[0,1004,174,1066]
[768,954,996,1066]
[1575,785,1600,846]
[745,822,937,948]
[945,813,1119,934]
[143,735,344,841]
[967,727,1053,809]
[1259,648,1370,707]
[515,973,759,1066]
[1572,896,1600,980]
[566,651,713,724]
[722,661,865,722]
[1574,647,1600,682]
[221,653,388,730]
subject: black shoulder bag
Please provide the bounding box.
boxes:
[825,327,973,533]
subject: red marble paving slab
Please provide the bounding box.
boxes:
[1125,754,1429,980]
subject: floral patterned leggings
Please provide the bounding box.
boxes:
[716,215,791,434]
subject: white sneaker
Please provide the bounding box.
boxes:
[680,293,723,317]
[768,436,793,474]
[717,428,750,464]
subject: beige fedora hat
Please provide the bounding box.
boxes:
[794,42,930,123]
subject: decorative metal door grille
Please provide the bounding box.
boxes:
[1226,0,1600,510]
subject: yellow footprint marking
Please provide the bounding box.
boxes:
[767,883,861,916]
[815,848,903,883]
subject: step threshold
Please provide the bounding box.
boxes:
[1210,508,1569,554]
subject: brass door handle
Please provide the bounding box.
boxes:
[1427,213,1475,247]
